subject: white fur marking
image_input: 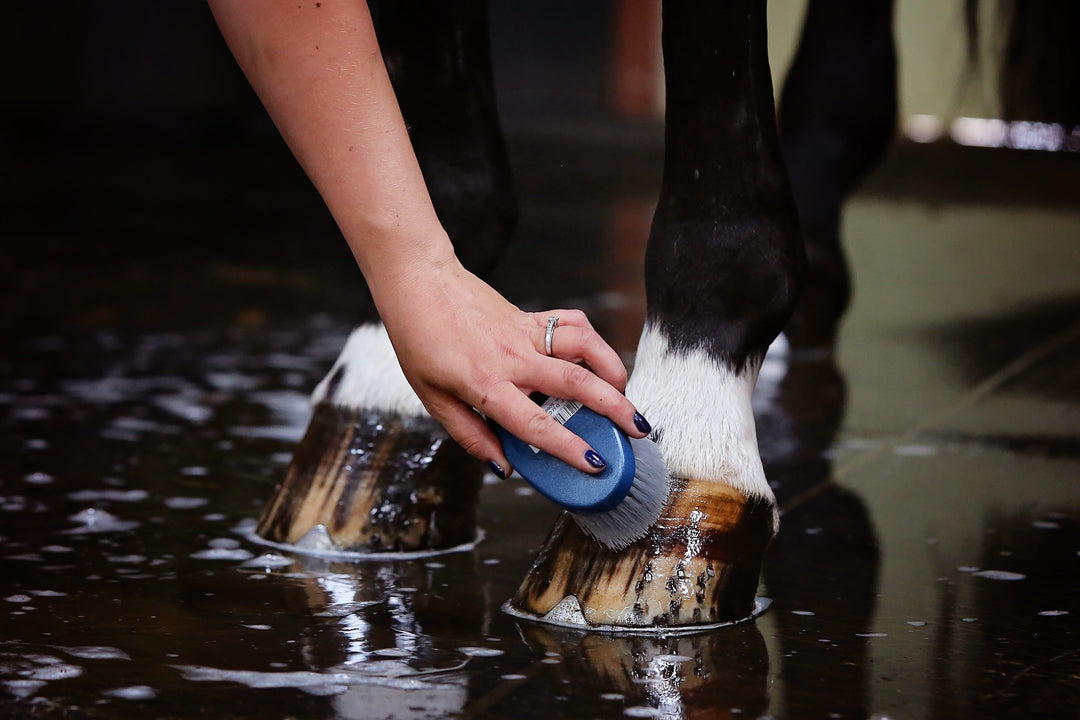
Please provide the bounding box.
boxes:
[625,322,773,503]
[310,324,428,417]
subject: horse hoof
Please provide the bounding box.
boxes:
[255,401,484,553]
[509,478,776,631]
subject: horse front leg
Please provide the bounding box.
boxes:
[779,0,897,349]
[257,0,516,553]
[511,0,803,628]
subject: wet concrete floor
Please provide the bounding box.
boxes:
[2,131,1079,719]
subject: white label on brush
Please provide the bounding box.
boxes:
[528,398,583,453]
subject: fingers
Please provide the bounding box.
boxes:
[531,356,647,440]
[433,398,514,479]
[482,381,610,475]
[535,310,628,392]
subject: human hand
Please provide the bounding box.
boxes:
[374,258,651,477]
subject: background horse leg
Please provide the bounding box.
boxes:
[512,0,804,628]
[779,0,897,350]
[257,0,517,552]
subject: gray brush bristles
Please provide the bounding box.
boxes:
[570,436,671,551]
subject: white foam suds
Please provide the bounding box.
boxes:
[624,707,666,718]
[191,548,254,561]
[1038,610,1068,616]
[242,625,271,631]
[29,590,66,597]
[241,553,294,569]
[907,621,928,627]
[893,444,936,457]
[792,610,815,616]
[64,508,140,534]
[205,372,260,392]
[5,595,31,603]
[1032,520,1061,529]
[250,390,312,428]
[180,466,209,477]
[154,394,213,424]
[102,685,157,700]
[235,518,483,562]
[855,633,888,638]
[4,679,46,699]
[29,663,83,680]
[13,407,50,421]
[68,489,149,503]
[972,570,1026,581]
[503,596,772,636]
[601,693,625,701]
[60,646,131,661]
[165,497,209,510]
[229,425,307,442]
[23,472,54,485]
[372,648,410,658]
[106,555,146,564]
[208,538,241,550]
[500,673,527,681]
[962,618,978,623]
[173,660,463,697]
[42,545,72,553]
[456,647,503,658]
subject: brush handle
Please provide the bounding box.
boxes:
[493,399,636,513]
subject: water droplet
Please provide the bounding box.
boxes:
[102,685,157,700]
[458,647,503,657]
[972,570,1025,581]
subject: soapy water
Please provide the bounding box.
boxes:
[234,518,484,562]
[2,310,1078,719]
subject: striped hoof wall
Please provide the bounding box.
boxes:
[255,402,484,553]
[510,479,775,631]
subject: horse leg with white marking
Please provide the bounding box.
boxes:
[511,0,804,628]
[257,0,516,553]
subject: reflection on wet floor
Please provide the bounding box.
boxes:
[2,138,1079,718]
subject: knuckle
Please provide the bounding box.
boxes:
[562,363,592,390]
[524,410,553,439]
[455,431,488,459]
[564,309,588,325]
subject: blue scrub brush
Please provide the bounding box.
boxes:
[493,397,670,550]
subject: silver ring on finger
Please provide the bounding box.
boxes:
[545,316,559,356]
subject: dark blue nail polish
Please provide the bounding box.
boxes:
[633,412,652,434]
[584,449,606,470]
[486,460,507,480]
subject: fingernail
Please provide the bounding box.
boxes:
[584,449,606,470]
[486,460,507,480]
[633,412,652,434]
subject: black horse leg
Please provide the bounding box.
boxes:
[369,0,517,278]
[512,0,803,629]
[256,0,516,553]
[779,0,897,349]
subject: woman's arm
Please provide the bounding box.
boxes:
[208,0,648,475]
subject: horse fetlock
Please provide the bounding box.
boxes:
[257,324,483,553]
[509,324,777,630]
